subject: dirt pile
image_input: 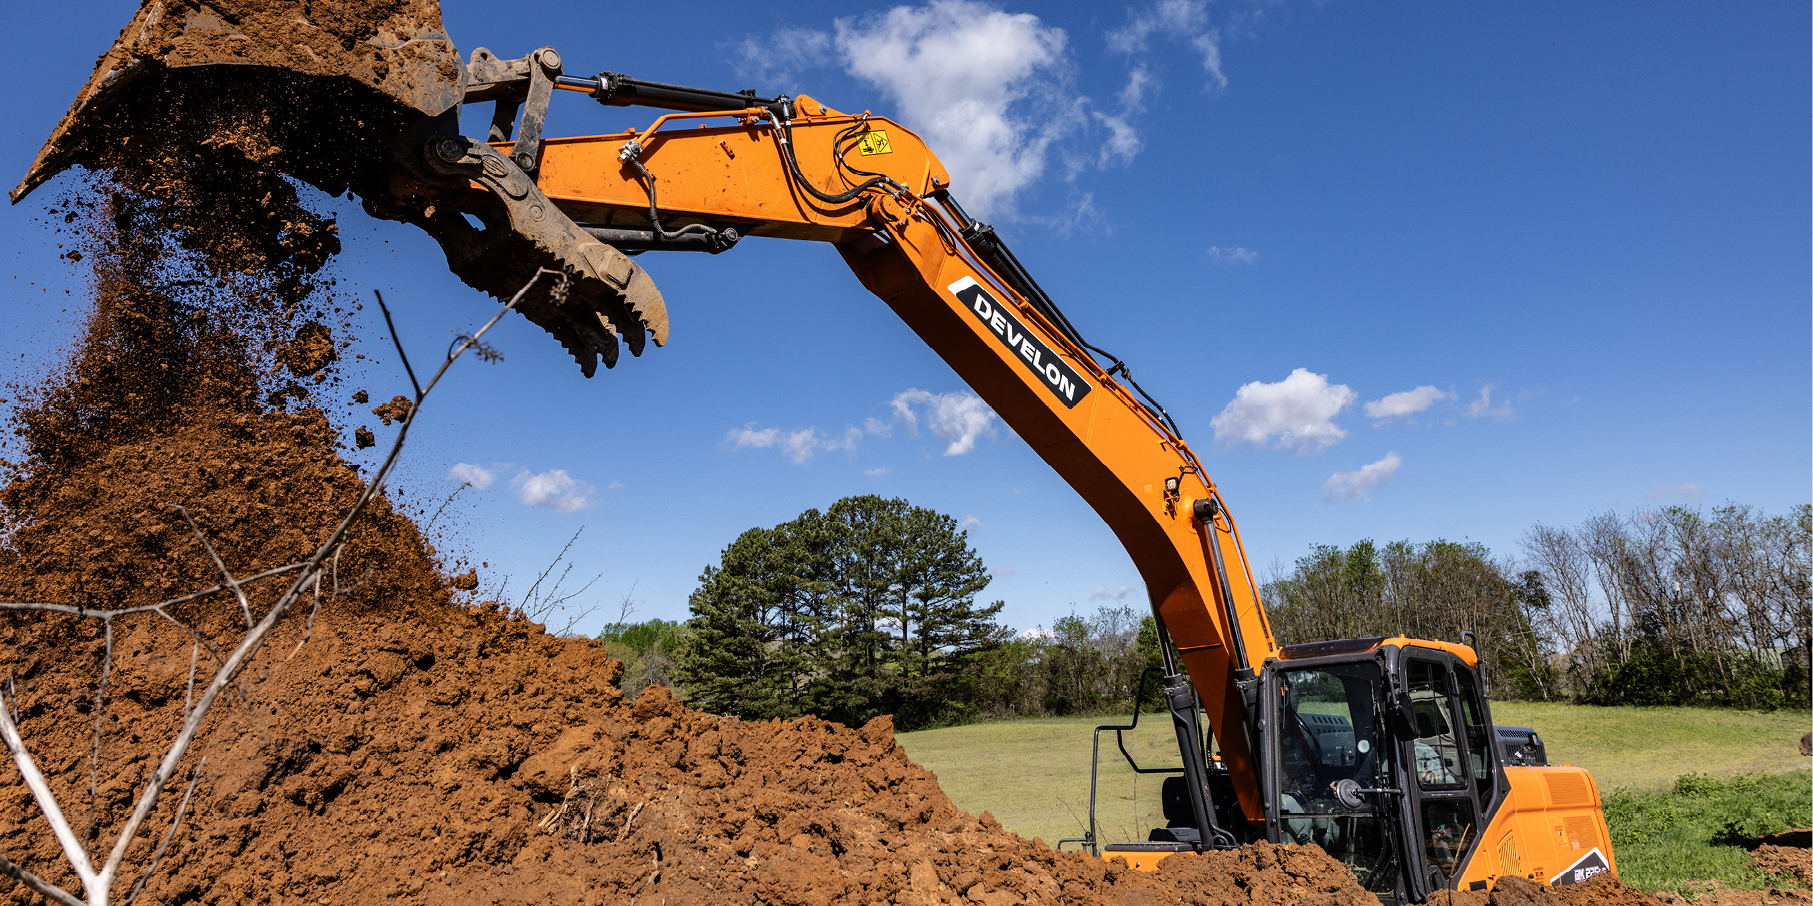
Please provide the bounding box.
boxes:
[1753,831,1812,886]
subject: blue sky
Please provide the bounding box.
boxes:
[3,1,1807,637]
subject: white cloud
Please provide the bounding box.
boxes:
[1019,626,1055,640]
[1206,245,1257,264]
[834,1,1077,218]
[735,1,1156,219]
[1364,385,1451,421]
[863,416,893,438]
[990,565,1015,577]
[449,462,496,490]
[726,422,864,465]
[1467,384,1515,420]
[511,469,597,512]
[1107,0,1226,91]
[1211,368,1356,453]
[891,388,999,455]
[730,26,835,84]
[606,480,625,490]
[960,515,984,531]
[1323,453,1403,503]
[1645,483,1705,503]
[865,467,892,476]
[1090,585,1135,600]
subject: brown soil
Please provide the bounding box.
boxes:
[1431,874,1666,906]
[1754,834,1811,886]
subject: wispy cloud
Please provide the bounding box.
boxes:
[891,388,999,455]
[990,564,1015,577]
[1206,245,1258,265]
[865,466,892,476]
[1211,368,1355,453]
[1323,453,1403,503]
[1106,0,1226,91]
[1645,483,1705,503]
[512,469,597,512]
[726,423,863,465]
[960,515,984,531]
[1467,384,1515,420]
[1364,385,1451,421]
[1090,585,1135,600]
[449,462,496,489]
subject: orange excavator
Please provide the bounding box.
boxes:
[14,5,1615,901]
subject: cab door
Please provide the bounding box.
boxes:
[1399,653,1500,898]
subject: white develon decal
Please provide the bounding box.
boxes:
[946,276,1091,409]
[1549,848,1612,886]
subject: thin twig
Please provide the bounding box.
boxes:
[0,850,85,906]
[167,506,252,628]
[374,290,422,399]
[121,757,205,906]
[87,618,115,852]
[424,481,472,533]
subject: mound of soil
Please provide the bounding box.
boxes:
[1754,833,1811,886]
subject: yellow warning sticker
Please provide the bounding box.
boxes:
[856,130,893,156]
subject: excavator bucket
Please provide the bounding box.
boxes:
[14,0,667,377]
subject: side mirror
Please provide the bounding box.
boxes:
[1387,691,1419,739]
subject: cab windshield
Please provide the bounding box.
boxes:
[1275,662,1400,895]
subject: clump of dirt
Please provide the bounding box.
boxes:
[1753,831,1811,886]
[1432,875,1664,906]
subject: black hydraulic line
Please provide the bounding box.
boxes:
[774,119,904,206]
[931,191,1183,438]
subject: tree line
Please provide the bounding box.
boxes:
[1264,503,1810,710]
[605,498,1809,730]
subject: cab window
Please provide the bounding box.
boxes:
[1406,660,1465,790]
[1454,668,1495,802]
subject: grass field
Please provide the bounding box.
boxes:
[895,703,1811,863]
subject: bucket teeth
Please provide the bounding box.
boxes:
[411,139,669,376]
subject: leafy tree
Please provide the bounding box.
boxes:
[675,495,1008,729]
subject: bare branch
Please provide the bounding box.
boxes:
[167,506,252,629]
[87,618,115,855]
[0,678,99,894]
[0,850,87,906]
[121,757,204,906]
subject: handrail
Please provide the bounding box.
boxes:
[1055,668,1181,856]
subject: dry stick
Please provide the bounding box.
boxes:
[0,268,560,906]
[86,618,115,854]
[168,506,252,629]
[120,759,205,906]
[0,560,311,619]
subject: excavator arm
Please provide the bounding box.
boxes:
[508,73,1284,834]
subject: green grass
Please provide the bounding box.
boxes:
[894,712,1187,847]
[1603,772,1811,896]
[895,703,1811,860]
[1488,701,1810,792]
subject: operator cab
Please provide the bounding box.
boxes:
[1263,638,1508,904]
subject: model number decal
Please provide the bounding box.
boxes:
[948,276,1091,408]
